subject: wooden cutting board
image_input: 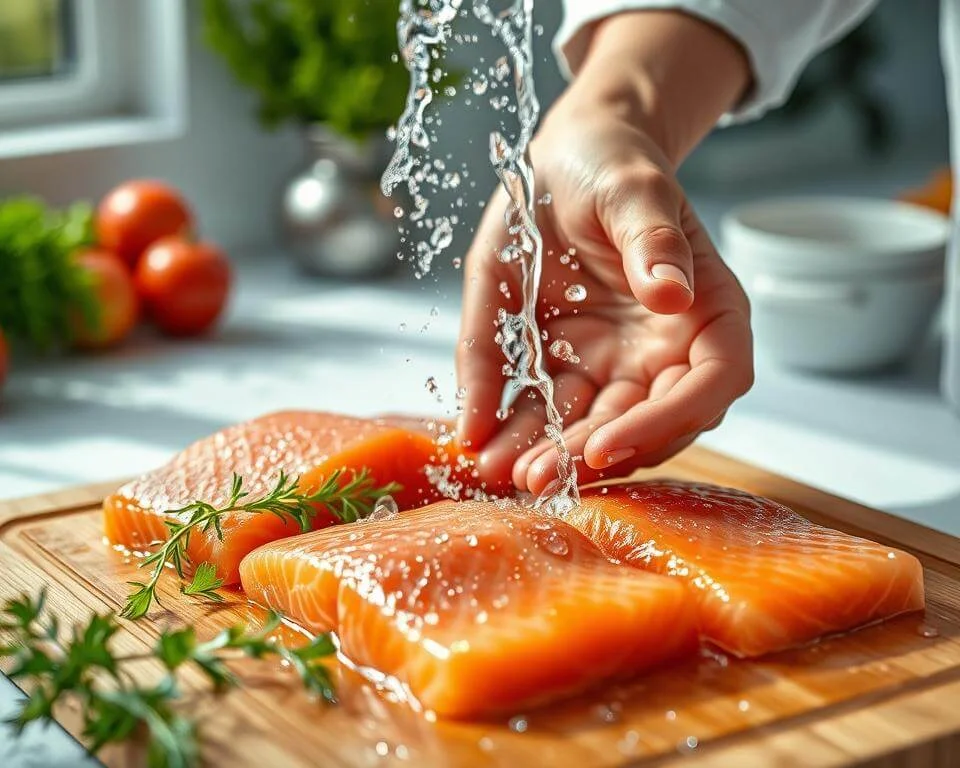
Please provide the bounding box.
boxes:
[2,446,960,768]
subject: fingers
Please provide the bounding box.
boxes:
[526,432,699,497]
[598,166,694,315]
[456,191,516,451]
[583,312,753,466]
[476,372,595,487]
[516,379,647,492]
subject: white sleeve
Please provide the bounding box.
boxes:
[555,0,880,123]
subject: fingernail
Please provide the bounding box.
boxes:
[602,447,636,466]
[650,264,691,291]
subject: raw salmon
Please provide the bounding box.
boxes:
[103,411,503,585]
[568,481,925,657]
[238,500,698,718]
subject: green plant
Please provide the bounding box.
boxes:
[202,0,415,140]
[2,590,337,767]
[0,197,99,352]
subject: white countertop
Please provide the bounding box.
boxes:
[3,252,960,535]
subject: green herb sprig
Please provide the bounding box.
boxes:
[1,590,337,768]
[0,196,98,352]
[123,468,401,620]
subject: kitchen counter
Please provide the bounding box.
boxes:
[2,244,960,532]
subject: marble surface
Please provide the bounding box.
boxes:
[3,250,959,531]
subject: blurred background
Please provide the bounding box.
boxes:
[0,0,950,255]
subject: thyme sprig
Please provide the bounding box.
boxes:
[1,590,337,768]
[123,468,401,620]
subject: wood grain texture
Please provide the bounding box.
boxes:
[2,446,959,767]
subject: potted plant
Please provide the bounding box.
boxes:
[202,0,416,278]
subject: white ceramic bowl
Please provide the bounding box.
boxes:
[721,197,950,373]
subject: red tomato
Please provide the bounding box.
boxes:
[96,180,193,268]
[0,329,8,391]
[73,249,140,349]
[135,238,231,337]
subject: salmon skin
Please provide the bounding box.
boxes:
[238,500,698,718]
[103,411,503,585]
[569,481,926,657]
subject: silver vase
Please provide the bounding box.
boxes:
[281,125,401,279]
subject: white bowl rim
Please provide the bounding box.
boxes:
[722,196,951,259]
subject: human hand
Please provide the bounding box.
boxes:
[456,12,754,495]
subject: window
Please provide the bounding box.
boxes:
[0,0,187,158]
[0,0,73,82]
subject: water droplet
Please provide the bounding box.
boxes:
[594,702,622,723]
[549,339,581,364]
[478,736,495,752]
[493,56,510,81]
[496,408,509,421]
[430,305,440,317]
[537,193,552,205]
[508,716,528,733]
[918,623,940,638]
[429,219,453,251]
[665,710,677,721]
[398,322,407,332]
[564,284,587,303]
[683,736,699,751]
[368,496,398,522]
[465,534,478,546]
[472,75,489,95]
[618,730,640,754]
[375,741,390,757]
[540,529,570,557]
[425,376,439,394]
[393,206,405,218]
[738,699,750,712]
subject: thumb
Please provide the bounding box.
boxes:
[601,170,695,315]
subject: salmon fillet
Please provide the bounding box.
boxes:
[569,481,925,657]
[238,501,698,718]
[103,411,502,585]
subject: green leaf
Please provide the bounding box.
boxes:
[292,632,337,662]
[0,196,98,352]
[121,582,157,620]
[3,590,46,628]
[156,627,197,671]
[9,688,54,731]
[199,0,457,139]
[181,563,224,600]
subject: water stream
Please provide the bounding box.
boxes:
[382,1,579,514]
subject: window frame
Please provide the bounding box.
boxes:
[0,0,187,159]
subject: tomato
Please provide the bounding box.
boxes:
[73,249,140,349]
[96,180,193,268]
[0,330,8,392]
[135,238,231,337]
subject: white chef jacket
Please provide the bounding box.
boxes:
[556,0,960,412]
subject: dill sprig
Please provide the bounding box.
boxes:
[1,590,338,768]
[122,468,400,620]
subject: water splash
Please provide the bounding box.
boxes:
[383,0,579,515]
[382,1,465,278]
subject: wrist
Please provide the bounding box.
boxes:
[563,10,751,165]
